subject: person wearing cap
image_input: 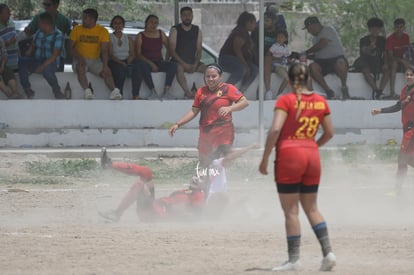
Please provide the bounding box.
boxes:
[303,16,350,100]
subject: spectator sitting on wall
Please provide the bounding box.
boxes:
[0,4,21,99]
[385,18,410,100]
[303,16,350,100]
[0,38,21,99]
[219,11,258,92]
[356,17,388,100]
[108,15,135,97]
[251,11,279,99]
[18,12,65,99]
[24,0,71,72]
[265,3,287,31]
[69,8,122,100]
[267,29,291,100]
[169,6,206,99]
[133,14,177,100]
[0,4,18,71]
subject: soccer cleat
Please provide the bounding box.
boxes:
[84,88,94,99]
[272,260,301,271]
[320,252,336,271]
[109,88,122,100]
[100,147,112,169]
[98,210,120,222]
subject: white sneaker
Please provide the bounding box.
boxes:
[272,260,301,271]
[98,210,120,222]
[320,252,336,271]
[109,88,122,100]
[265,90,273,100]
[84,88,94,100]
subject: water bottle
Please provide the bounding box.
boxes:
[64,82,72,100]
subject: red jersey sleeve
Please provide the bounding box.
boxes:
[192,87,203,108]
[226,84,245,102]
[275,94,293,113]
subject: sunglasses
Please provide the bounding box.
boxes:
[43,2,53,7]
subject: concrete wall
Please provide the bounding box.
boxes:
[0,93,403,148]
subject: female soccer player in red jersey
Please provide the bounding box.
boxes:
[259,63,335,272]
[169,63,249,187]
[372,66,414,195]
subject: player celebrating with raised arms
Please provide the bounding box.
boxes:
[169,63,248,193]
[371,66,414,195]
[259,63,335,271]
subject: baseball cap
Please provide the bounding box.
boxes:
[303,16,320,29]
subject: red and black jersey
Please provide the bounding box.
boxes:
[400,85,414,131]
[193,83,244,128]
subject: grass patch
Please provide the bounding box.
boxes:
[25,159,100,177]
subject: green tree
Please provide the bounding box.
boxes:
[7,0,33,19]
[9,0,155,22]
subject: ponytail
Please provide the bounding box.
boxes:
[288,63,309,120]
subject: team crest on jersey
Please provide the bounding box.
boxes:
[217,90,223,97]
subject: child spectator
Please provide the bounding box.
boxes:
[357,17,388,99]
[18,12,65,99]
[386,18,410,99]
[267,29,291,100]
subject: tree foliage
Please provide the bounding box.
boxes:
[307,0,414,61]
[8,0,155,22]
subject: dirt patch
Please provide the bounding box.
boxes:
[0,150,414,274]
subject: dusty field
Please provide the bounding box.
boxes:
[0,150,414,275]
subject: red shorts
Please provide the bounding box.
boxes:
[400,129,414,154]
[275,145,321,185]
[198,122,234,158]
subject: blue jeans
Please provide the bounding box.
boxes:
[18,57,60,94]
[108,59,130,95]
[131,60,177,97]
[219,54,258,89]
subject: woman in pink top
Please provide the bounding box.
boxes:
[132,14,177,99]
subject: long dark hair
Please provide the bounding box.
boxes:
[145,14,158,29]
[288,63,309,120]
[236,11,256,28]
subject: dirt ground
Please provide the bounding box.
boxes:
[0,151,414,275]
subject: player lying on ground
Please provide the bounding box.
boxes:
[99,145,258,222]
[371,66,414,195]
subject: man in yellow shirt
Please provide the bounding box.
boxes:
[69,8,121,99]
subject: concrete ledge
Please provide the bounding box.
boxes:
[0,72,406,101]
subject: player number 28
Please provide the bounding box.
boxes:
[295,116,319,138]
